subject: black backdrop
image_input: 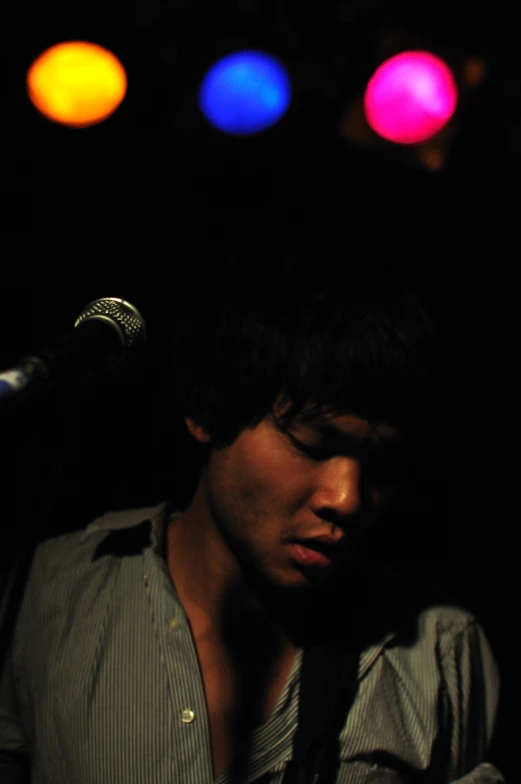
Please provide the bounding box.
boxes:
[0,0,516,777]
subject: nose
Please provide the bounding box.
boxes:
[309,457,363,522]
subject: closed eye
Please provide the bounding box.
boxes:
[288,432,409,481]
[286,433,333,461]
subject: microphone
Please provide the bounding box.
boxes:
[0,297,146,408]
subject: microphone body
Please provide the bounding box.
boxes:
[0,297,146,408]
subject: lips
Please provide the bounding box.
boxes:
[288,536,347,568]
[300,535,346,548]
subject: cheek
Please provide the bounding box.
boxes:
[236,452,311,517]
[238,435,299,487]
[209,449,274,509]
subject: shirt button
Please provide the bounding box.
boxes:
[182,709,195,723]
[168,618,181,631]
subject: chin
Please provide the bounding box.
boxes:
[264,566,328,599]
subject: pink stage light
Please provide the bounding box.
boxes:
[364,51,458,145]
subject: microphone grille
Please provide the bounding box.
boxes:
[74,298,146,364]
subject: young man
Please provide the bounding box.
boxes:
[0,232,504,783]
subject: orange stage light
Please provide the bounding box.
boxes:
[26,40,127,128]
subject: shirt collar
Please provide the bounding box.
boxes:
[84,500,174,556]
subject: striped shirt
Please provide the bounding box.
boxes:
[0,501,504,783]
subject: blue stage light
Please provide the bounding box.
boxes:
[198,50,291,135]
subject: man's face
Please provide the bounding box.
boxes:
[195,407,410,594]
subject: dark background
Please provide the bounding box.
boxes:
[1,0,516,778]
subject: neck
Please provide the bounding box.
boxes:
[166,479,330,651]
[166,487,282,639]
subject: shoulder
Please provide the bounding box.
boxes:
[363,565,497,688]
[326,560,485,670]
[382,565,477,643]
[385,565,482,659]
[25,501,172,597]
[9,501,173,665]
[415,600,480,653]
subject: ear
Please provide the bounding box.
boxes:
[185,416,211,444]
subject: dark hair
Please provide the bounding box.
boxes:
[170,228,447,449]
